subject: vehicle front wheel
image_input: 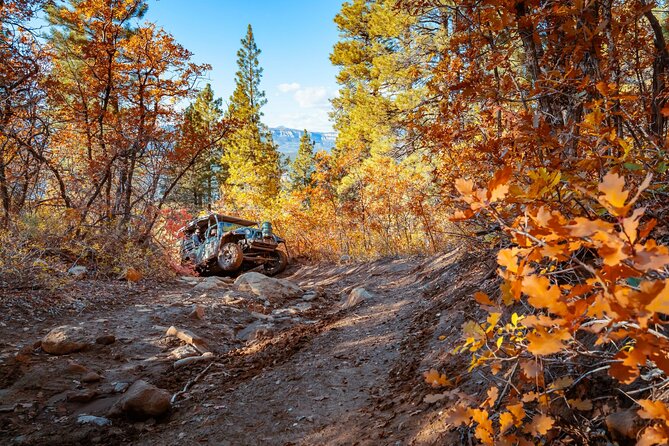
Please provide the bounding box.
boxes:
[217,242,244,271]
[263,250,288,276]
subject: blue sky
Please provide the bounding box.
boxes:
[145,0,342,132]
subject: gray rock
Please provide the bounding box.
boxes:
[109,380,171,419]
[41,325,91,355]
[301,291,318,301]
[292,302,313,312]
[234,272,303,300]
[77,414,112,427]
[112,382,130,393]
[68,265,88,278]
[170,344,199,360]
[341,287,372,310]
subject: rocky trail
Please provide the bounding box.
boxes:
[0,249,496,445]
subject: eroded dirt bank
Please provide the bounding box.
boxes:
[0,248,495,445]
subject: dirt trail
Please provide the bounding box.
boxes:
[0,249,495,445]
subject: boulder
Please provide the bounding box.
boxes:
[41,325,91,355]
[341,287,372,310]
[234,272,303,300]
[109,380,171,419]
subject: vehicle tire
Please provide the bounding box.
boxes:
[263,249,288,276]
[217,242,243,271]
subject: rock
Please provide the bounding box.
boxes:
[340,255,351,263]
[221,291,245,305]
[189,304,205,320]
[170,344,199,360]
[301,291,318,301]
[112,382,130,393]
[15,345,33,363]
[109,380,171,419]
[77,414,112,427]
[66,361,89,374]
[173,352,214,369]
[68,265,88,278]
[249,311,274,321]
[341,287,372,310]
[82,371,102,383]
[292,302,312,312]
[95,335,116,345]
[67,390,99,403]
[41,325,91,355]
[234,272,303,300]
[165,326,211,354]
[193,276,226,292]
[236,321,274,342]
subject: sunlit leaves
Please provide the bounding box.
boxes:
[526,327,571,356]
[424,369,451,388]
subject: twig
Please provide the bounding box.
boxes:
[494,361,519,410]
[170,361,217,405]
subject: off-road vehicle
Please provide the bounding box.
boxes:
[179,213,288,276]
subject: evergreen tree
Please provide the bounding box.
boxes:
[221,24,281,212]
[290,130,315,190]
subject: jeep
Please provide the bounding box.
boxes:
[180,213,288,276]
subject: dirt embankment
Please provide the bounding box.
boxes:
[0,248,494,445]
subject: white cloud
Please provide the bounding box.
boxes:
[294,86,328,108]
[278,82,301,93]
[269,83,337,132]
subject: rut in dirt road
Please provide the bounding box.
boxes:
[144,249,488,446]
[163,265,419,445]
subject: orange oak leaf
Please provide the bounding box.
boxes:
[526,327,570,355]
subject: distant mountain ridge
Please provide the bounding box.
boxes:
[270,126,336,158]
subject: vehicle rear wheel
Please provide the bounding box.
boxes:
[217,242,243,271]
[263,249,288,276]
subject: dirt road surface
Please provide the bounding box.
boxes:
[0,249,495,445]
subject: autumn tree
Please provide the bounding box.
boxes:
[0,0,47,226]
[221,24,281,213]
[46,0,210,230]
[169,83,224,210]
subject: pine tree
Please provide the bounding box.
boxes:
[221,24,281,212]
[290,130,316,190]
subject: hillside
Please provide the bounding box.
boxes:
[270,127,336,158]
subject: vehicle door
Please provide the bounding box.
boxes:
[201,223,220,261]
